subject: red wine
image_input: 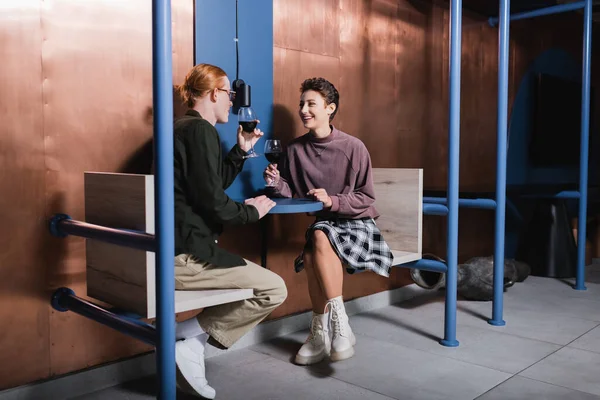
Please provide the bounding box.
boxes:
[265,152,282,164]
[240,121,257,132]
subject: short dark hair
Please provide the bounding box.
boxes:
[300,77,339,121]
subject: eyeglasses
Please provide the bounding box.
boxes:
[217,88,236,101]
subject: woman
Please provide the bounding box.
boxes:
[264,77,393,365]
[172,63,287,398]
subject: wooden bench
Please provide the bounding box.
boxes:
[372,168,423,266]
[83,168,423,318]
[84,172,253,319]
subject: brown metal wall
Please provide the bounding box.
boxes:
[0,0,193,389]
[0,0,49,388]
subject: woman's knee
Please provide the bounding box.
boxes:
[311,230,331,251]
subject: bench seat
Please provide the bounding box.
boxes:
[84,172,252,319]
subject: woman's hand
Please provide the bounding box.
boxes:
[264,163,280,186]
[237,120,263,153]
[307,188,332,209]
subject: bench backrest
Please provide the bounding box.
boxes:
[84,172,156,317]
[372,168,423,257]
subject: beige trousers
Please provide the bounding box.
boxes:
[174,254,288,348]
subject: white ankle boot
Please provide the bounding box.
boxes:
[327,296,356,361]
[295,312,331,365]
[175,333,216,399]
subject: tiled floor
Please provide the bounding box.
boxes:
[73,267,600,399]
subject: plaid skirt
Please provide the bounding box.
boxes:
[294,218,394,278]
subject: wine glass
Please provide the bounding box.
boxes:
[264,140,283,187]
[239,107,259,159]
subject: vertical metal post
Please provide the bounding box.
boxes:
[576,0,593,291]
[489,0,510,326]
[441,0,462,348]
[152,0,176,398]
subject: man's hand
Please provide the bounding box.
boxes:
[307,188,332,209]
[237,120,263,153]
[244,195,276,219]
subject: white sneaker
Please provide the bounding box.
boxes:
[295,312,331,365]
[327,297,356,362]
[175,335,216,399]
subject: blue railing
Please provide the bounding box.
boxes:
[401,0,593,346]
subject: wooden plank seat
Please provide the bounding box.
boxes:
[83,172,253,319]
[372,168,423,266]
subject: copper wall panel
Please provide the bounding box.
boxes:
[273,46,341,144]
[172,0,195,102]
[458,21,499,189]
[274,0,339,57]
[339,0,400,165]
[42,0,155,376]
[39,0,194,379]
[0,1,51,390]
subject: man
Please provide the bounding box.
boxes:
[171,63,287,398]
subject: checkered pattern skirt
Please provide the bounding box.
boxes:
[294,217,394,278]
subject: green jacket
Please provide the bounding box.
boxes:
[173,109,259,267]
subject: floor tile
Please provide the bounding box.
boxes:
[477,376,600,400]
[520,347,600,396]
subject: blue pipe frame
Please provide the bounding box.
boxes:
[52,288,157,346]
[152,0,176,397]
[398,0,462,347]
[576,0,593,291]
[489,0,510,327]
[485,0,593,311]
[488,1,586,26]
[414,0,593,341]
[439,0,462,348]
[424,196,497,210]
[49,214,156,252]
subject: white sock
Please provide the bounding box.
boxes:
[176,318,205,340]
[187,332,209,356]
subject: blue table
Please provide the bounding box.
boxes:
[261,198,323,267]
[268,198,324,214]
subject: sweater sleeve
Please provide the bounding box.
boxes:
[185,122,260,224]
[329,143,376,216]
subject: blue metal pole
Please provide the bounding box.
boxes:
[423,203,450,215]
[152,0,176,398]
[489,0,510,327]
[51,288,157,346]
[400,258,449,273]
[440,0,461,348]
[488,1,584,26]
[423,197,497,210]
[576,0,593,291]
[49,215,156,252]
[520,191,581,199]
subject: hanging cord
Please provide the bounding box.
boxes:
[235,0,239,81]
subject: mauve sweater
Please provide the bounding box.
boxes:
[269,126,379,219]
